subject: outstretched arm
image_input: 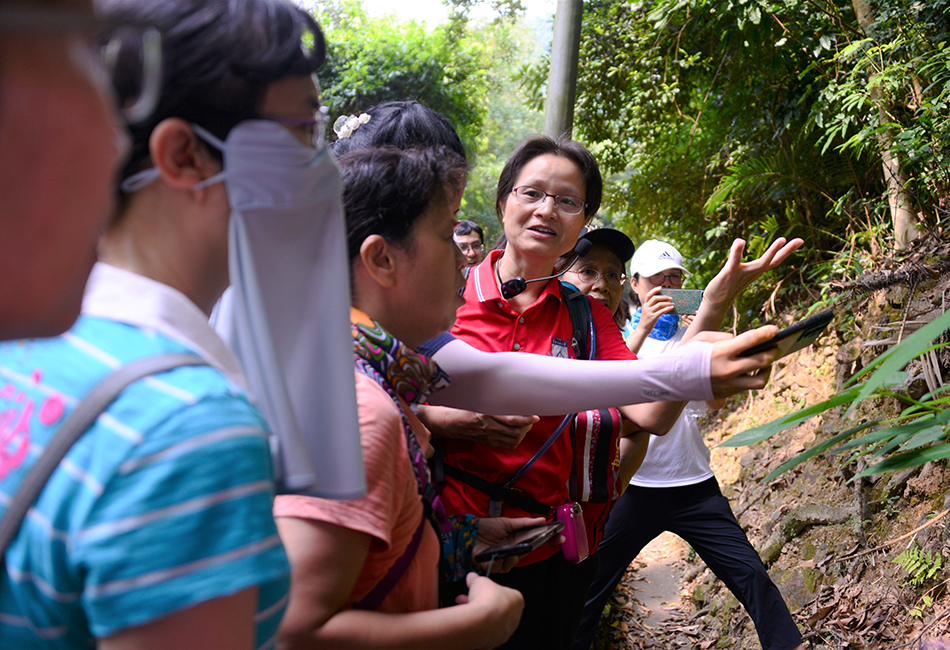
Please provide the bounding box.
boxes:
[685,237,803,342]
[616,326,780,435]
[427,326,779,416]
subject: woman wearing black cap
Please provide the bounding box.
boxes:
[557,227,655,555]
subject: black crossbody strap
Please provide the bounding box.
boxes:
[439,284,596,516]
[500,284,594,490]
[500,284,594,488]
[562,282,591,360]
[0,353,205,558]
[442,465,553,516]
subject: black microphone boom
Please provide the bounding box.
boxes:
[573,238,594,257]
[499,238,593,300]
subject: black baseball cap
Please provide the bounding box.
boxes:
[577,227,636,264]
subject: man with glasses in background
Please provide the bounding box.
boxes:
[454,219,486,267]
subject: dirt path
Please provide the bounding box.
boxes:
[631,533,688,628]
[593,532,701,650]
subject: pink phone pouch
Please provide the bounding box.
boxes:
[556,502,589,564]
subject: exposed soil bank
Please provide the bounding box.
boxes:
[593,235,950,649]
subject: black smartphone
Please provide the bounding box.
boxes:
[738,309,834,358]
[473,521,565,563]
[659,288,704,315]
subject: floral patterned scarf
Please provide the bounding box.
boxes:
[352,317,450,530]
[351,314,478,588]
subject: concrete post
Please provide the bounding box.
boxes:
[543,0,583,139]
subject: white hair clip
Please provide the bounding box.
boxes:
[333,112,372,139]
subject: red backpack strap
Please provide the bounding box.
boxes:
[569,408,623,503]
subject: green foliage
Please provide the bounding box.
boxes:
[894,543,944,587]
[908,593,934,618]
[517,0,950,324]
[518,0,858,319]
[809,0,950,230]
[313,0,490,147]
[721,307,950,481]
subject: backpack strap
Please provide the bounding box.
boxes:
[0,353,206,559]
[442,464,554,516]
[561,281,594,360]
[353,513,427,610]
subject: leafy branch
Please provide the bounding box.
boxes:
[720,307,950,481]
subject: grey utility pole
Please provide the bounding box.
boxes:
[543,0,583,139]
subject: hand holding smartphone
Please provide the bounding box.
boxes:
[473,521,565,563]
[738,310,834,359]
[659,288,704,315]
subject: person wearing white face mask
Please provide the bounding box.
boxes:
[125,116,364,500]
[0,2,361,648]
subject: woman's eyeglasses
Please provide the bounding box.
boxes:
[511,186,586,216]
[569,267,626,287]
[646,272,683,287]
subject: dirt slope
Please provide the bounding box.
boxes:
[593,241,950,649]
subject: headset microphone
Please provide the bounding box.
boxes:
[499,238,594,300]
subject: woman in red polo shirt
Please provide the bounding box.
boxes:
[431,137,650,649]
[432,136,801,650]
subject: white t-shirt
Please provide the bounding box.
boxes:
[629,327,716,488]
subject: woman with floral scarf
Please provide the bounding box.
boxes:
[274,146,536,649]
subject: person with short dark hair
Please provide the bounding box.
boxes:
[435,135,802,650]
[274,145,530,649]
[454,220,485,267]
[439,137,666,649]
[0,0,132,340]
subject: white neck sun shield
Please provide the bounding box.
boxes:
[204,120,365,499]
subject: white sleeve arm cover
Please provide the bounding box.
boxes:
[427,338,714,415]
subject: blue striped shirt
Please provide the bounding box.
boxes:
[0,272,289,648]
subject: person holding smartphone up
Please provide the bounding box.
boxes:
[573,240,805,650]
[622,240,692,354]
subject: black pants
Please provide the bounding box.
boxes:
[572,477,802,650]
[491,551,601,650]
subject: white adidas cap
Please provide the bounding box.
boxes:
[628,240,689,278]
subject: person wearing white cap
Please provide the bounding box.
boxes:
[573,240,804,650]
[623,239,691,354]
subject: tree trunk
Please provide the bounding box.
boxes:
[852,0,920,249]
